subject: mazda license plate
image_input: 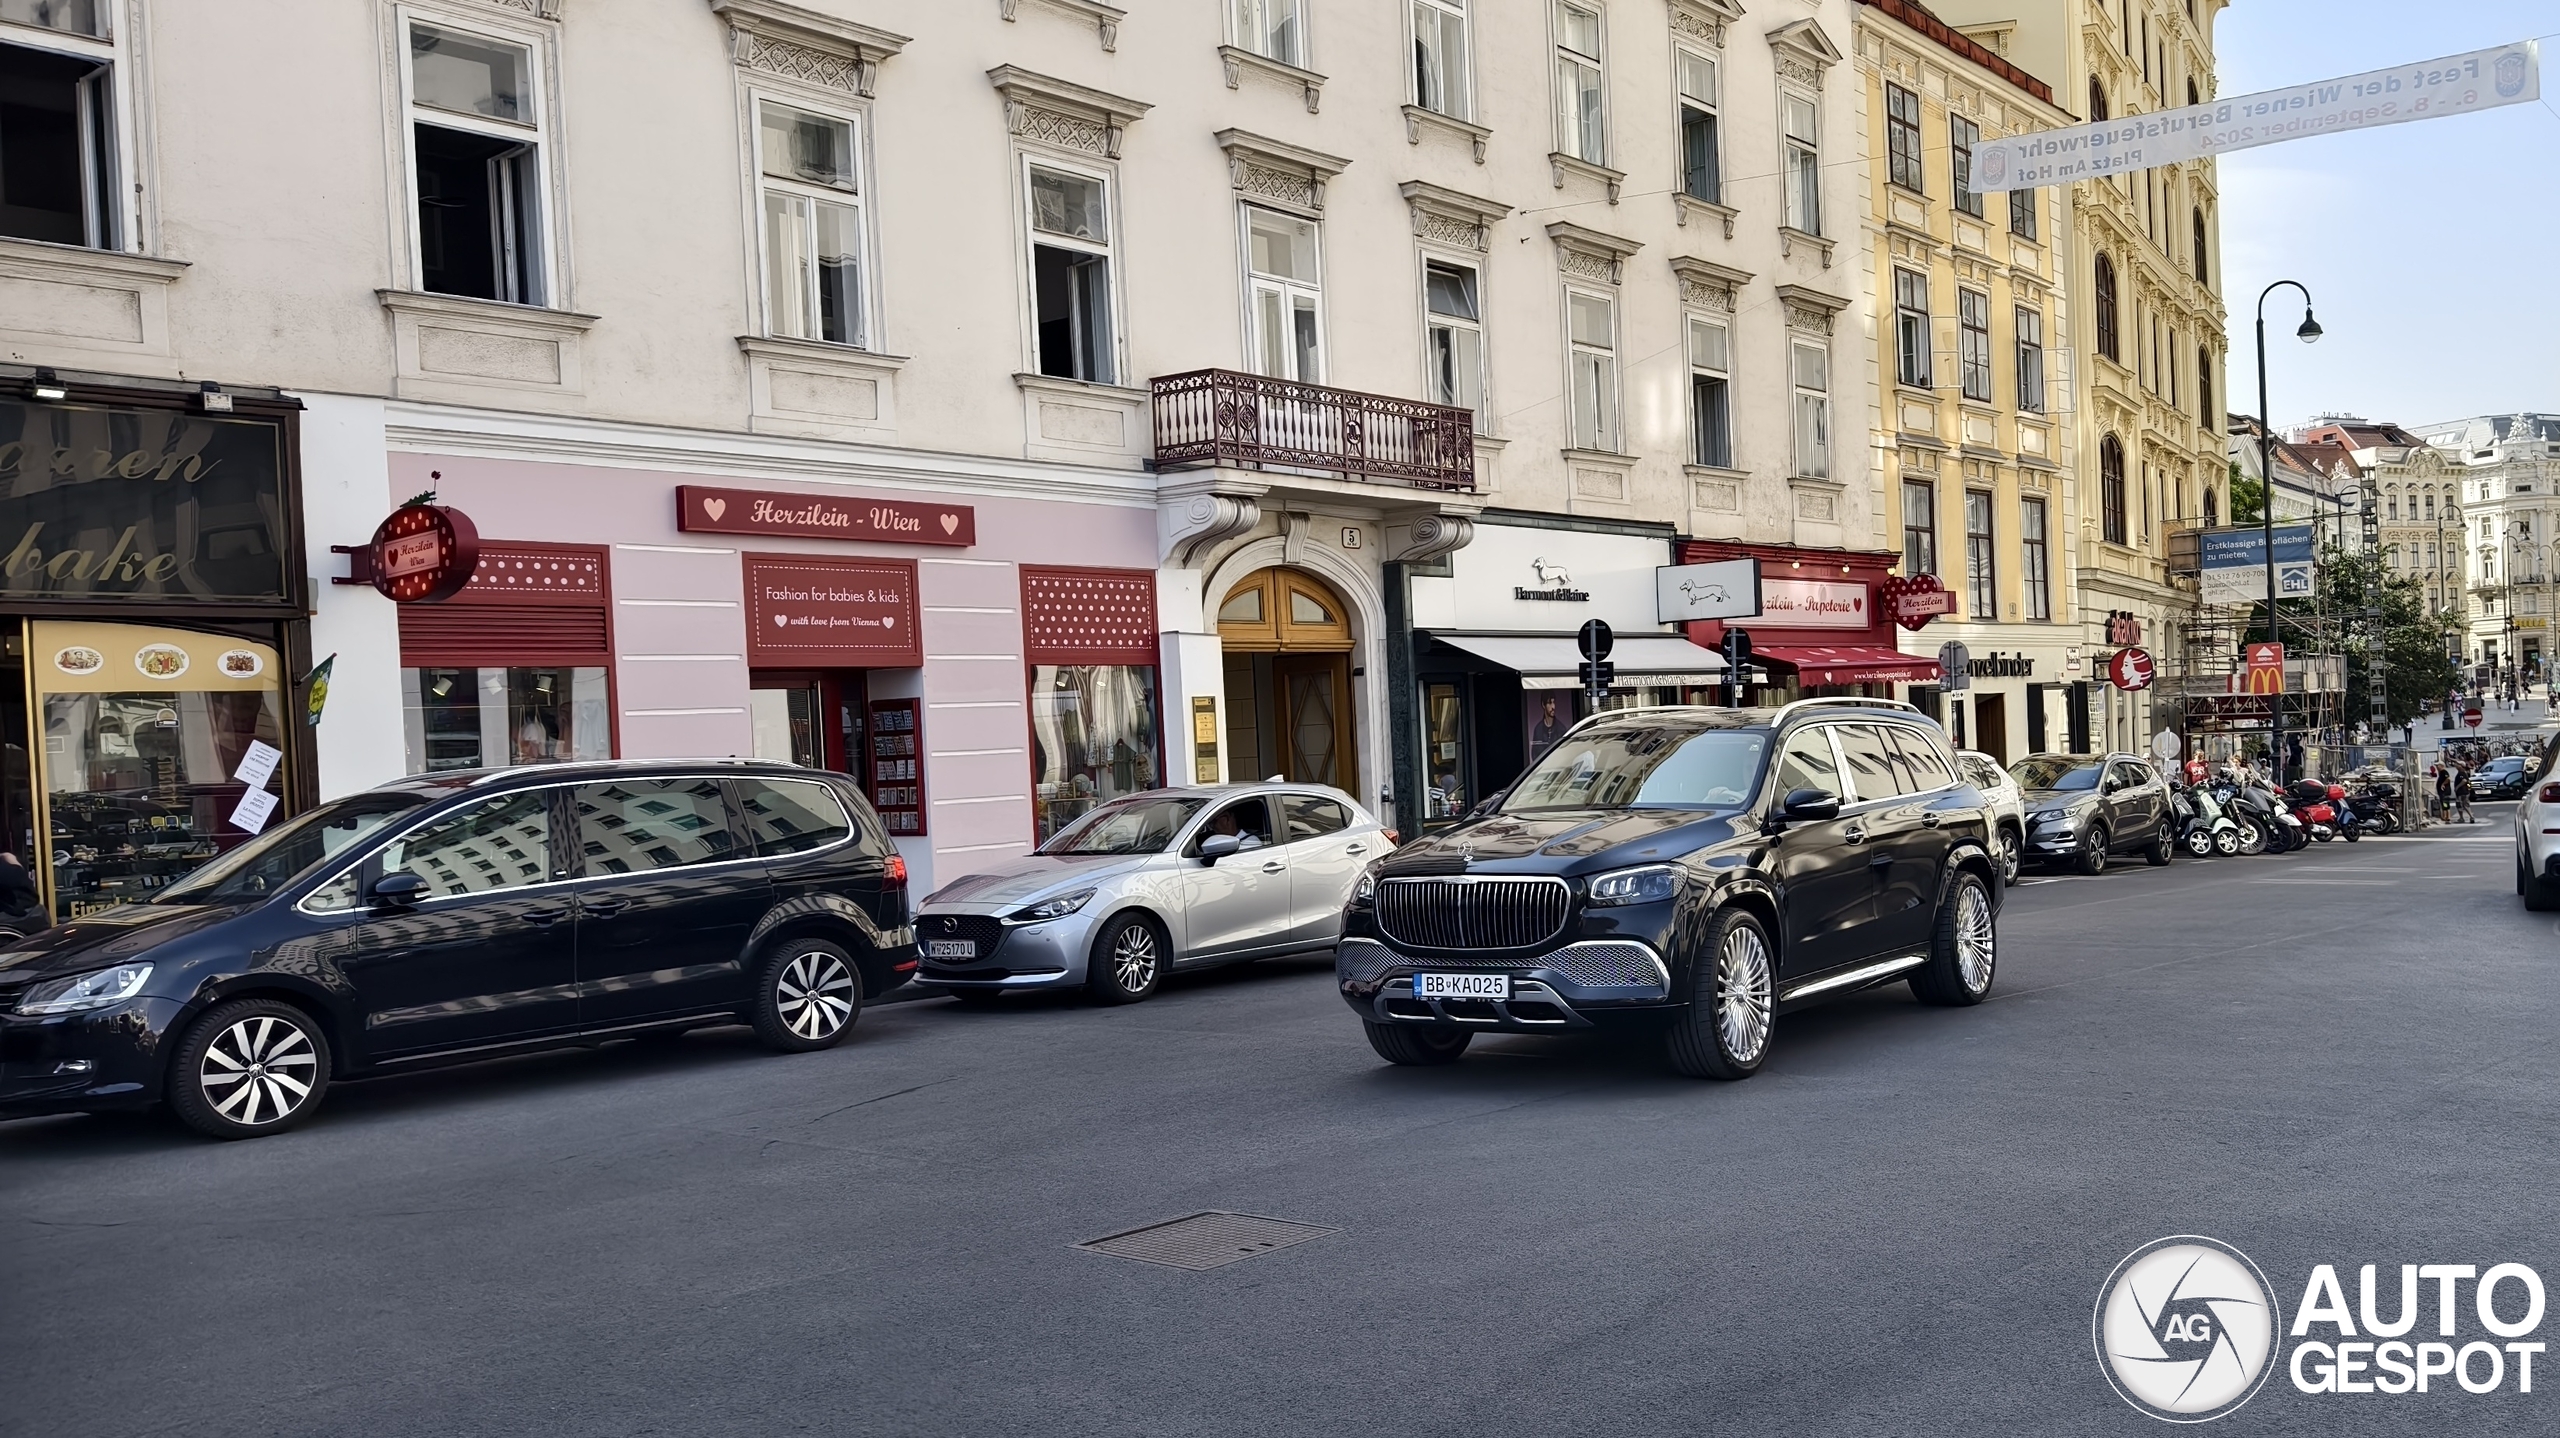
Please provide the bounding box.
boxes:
[1416,972,1508,1001]
[924,940,975,960]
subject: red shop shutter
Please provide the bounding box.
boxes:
[400,542,612,668]
[1021,566,1158,664]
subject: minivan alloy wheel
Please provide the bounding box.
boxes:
[201,1014,318,1126]
[776,950,856,1041]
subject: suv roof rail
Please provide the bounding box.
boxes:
[1769,695,1926,727]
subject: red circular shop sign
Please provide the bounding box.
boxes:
[367,503,481,603]
[2107,647,2156,691]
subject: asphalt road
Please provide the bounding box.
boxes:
[5,810,2554,1437]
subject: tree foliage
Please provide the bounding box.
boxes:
[2239,544,2459,727]
[2228,460,2266,526]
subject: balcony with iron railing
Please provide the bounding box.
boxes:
[1149,368,1477,491]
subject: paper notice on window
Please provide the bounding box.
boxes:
[233,739,283,791]
[230,787,279,835]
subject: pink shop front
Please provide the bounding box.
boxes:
[385,454,1164,894]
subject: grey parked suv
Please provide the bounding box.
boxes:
[2013,752,2174,873]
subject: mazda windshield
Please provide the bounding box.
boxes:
[1038,795,1208,855]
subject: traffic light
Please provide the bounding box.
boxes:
[1723,627,1753,707]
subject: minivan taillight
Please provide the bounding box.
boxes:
[884,855,908,884]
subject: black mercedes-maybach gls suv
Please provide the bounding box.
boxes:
[1336,699,2003,1078]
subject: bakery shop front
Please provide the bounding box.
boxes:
[0,374,310,921]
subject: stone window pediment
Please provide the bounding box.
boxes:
[987,65,1151,158]
[709,0,910,98]
[1401,181,1509,253]
[1547,222,1641,286]
[1216,129,1351,215]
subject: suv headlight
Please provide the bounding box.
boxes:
[1010,889,1094,924]
[16,962,153,1016]
[1586,864,1680,907]
[1353,871,1376,904]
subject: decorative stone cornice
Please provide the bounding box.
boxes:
[987,66,1151,159]
[709,0,909,98]
[1219,45,1325,113]
[1403,105,1491,164]
[1160,478,1265,568]
[998,0,1123,53]
[1548,151,1626,204]
[1767,17,1845,91]
[479,0,561,17]
[1669,255,1752,313]
[1547,222,1641,286]
[1669,0,1745,48]
[1215,130,1350,215]
[1673,192,1738,238]
[1388,511,1477,564]
[1400,181,1509,253]
[1774,282,1847,335]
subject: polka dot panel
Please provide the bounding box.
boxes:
[1022,568,1159,664]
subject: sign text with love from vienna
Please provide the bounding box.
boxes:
[742,555,921,667]
[677,485,975,547]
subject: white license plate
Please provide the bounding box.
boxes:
[924,940,976,960]
[1416,972,1509,1001]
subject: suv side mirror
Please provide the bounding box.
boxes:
[1197,833,1243,865]
[1779,787,1841,822]
[368,871,428,907]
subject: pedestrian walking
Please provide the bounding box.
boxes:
[2434,763,2454,824]
[2454,762,2476,824]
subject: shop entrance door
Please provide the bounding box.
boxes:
[748,671,863,775]
[1216,567,1359,794]
[1973,693,2008,764]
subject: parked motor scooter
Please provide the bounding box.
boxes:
[2215,776,2293,854]
[2286,779,2350,844]
[2176,783,2243,856]
[2351,782,2403,834]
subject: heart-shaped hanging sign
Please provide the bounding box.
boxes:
[1878,573,1953,632]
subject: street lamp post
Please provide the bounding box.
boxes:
[2255,280,2321,780]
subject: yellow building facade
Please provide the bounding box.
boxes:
[1853,0,2074,762]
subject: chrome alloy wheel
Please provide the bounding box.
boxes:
[1955,882,1996,995]
[198,1014,319,1127]
[1715,924,1773,1064]
[1998,828,2022,884]
[776,950,856,1041]
[1110,922,1161,992]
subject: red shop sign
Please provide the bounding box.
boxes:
[679,485,975,547]
[742,553,921,668]
[1879,572,1954,632]
[2108,647,2156,691]
[333,503,481,603]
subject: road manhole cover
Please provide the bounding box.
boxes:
[1075,1211,1339,1271]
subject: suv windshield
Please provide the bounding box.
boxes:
[1038,795,1207,855]
[154,793,431,905]
[2011,757,2104,792]
[1504,725,1768,811]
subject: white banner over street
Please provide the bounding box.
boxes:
[1968,40,2539,192]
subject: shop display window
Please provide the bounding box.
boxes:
[1030,664,1161,842]
[1424,682,1469,821]
[403,667,610,774]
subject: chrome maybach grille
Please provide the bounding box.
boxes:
[1375,876,1569,951]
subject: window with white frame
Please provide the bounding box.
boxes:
[1781,91,1820,234]
[1026,161,1115,384]
[405,16,551,304]
[0,2,126,249]
[1885,83,1923,192]
[1688,316,1731,468]
[1245,207,1323,383]
[2015,305,2046,413]
[1411,0,1470,119]
[1791,341,1830,479]
[1676,47,1719,204]
[1552,2,1605,165]
[1894,268,1931,390]
[756,100,865,348]
[1232,0,1305,69]
[1422,258,1483,416]
[1565,289,1617,451]
[1958,288,1992,403]
[1950,113,1984,218]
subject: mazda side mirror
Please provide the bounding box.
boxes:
[1197,833,1243,865]
[1779,787,1841,822]
[368,871,428,907]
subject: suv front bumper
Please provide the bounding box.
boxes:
[1336,937,1675,1033]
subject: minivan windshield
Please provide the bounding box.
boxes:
[2011,757,2104,792]
[154,793,431,905]
[1503,725,1768,811]
[1037,794,1208,855]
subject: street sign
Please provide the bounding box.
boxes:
[2152,730,2182,761]
[1654,558,1762,623]
[1938,641,1972,692]
[1881,574,1954,631]
[2244,641,2284,695]
[1578,618,1614,661]
[2108,647,2156,691]
[2465,706,2484,729]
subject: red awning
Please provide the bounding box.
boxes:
[1754,644,1941,686]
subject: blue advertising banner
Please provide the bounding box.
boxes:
[2200,525,2317,605]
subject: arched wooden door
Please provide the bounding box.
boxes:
[1217,567,1357,792]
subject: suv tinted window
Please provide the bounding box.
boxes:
[1774,726,1845,800]
[1888,727,1957,790]
[573,778,735,876]
[2110,761,2153,792]
[1282,794,1352,841]
[735,778,855,857]
[1835,724,1912,802]
[382,790,555,899]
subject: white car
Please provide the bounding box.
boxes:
[1958,750,2025,886]
[2513,743,2560,909]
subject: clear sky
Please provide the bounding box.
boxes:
[2212,1,2559,433]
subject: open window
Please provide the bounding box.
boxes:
[1026,161,1116,383]
[405,18,551,304]
[0,5,122,249]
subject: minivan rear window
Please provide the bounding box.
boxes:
[734,779,855,857]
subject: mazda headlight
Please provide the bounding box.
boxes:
[16,962,153,1016]
[1586,864,1681,907]
[1010,889,1095,924]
